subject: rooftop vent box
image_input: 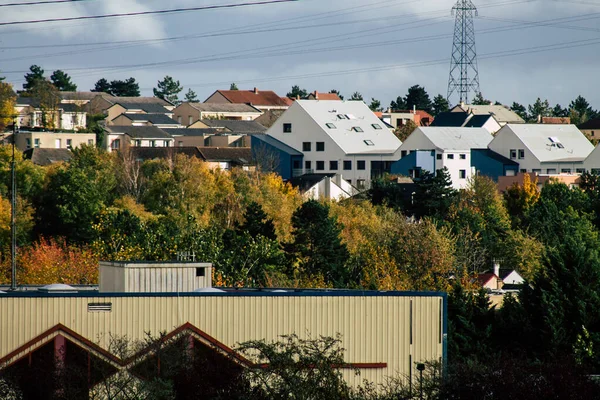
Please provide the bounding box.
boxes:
[38,284,78,293]
[99,261,212,293]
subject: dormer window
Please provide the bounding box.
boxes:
[352,127,363,132]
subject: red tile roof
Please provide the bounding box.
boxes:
[212,88,288,107]
[281,97,295,106]
[309,91,341,100]
[542,116,571,124]
[477,273,498,286]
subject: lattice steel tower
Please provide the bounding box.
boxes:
[447,0,480,105]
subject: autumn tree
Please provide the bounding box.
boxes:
[184,88,198,102]
[393,120,417,142]
[22,65,45,91]
[0,82,16,131]
[29,80,59,129]
[50,70,77,91]
[286,200,349,285]
[153,75,183,104]
[503,172,539,228]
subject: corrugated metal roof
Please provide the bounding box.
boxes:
[496,124,594,162]
[294,100,402,155]
[416,127,493,150]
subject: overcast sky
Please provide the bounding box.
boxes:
[0,0,599,108]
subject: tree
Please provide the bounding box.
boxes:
[411,167,457,219]
[91,78,111,93]
[230,82,239,90]
[527,97,551,122]
[22,65,45,91]
[349,91,363,101]
[49,70,77,91]
[153,75,183,104]
[404,84,433,114]
[510,102,528,121]
[0,82,16,131]
[286,85,307,99]
[569,95,596,125]
[368,98,382,112]
[552,103,568,118]
[184,88,198,102]
[286,200,349,285]
[390,95,406,110]
[109,77,140,97]
[237,201,276,240]
[328,89,343,100]
[393,120,417,142]
[432,94,449,117]
[471,92,491,105]
[29,80,59,129]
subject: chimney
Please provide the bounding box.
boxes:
[314,90,319,100]
[537,114,541,124]
[493,260,500,277]
[460,101,465,108]
[413,104,416,114]
[253,87,258,94]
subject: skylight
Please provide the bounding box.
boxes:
[346,114,357,120]
[371,124,382,130]
[364,140,374,146]
[326,123,336,129]
[352,127,364,132]
[337,114,348,120]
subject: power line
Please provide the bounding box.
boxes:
[0,0,96,7]
[0,0,298,27]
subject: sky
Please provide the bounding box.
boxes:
[0,0,599,109]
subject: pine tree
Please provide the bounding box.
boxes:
[368,98,382,112]
[23,65,45,91]
[237,201,276,240]
[286,200,349,285]
[50,70,77,91]
[110,77,140,97]
[91,78,111,93]
[286,85,307,99]
[153,76,183,104]
[230,83,238,90]
[184,89,198,102]
[412,167,457,219]
[432,94,449,117]
[403,85,433,114]
[349,92,363,101]
[510,102,528,121]
[328,89,343,100]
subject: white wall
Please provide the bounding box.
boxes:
[488,129,539,172]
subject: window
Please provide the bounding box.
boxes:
[196,267,205,277]
[510,149,517,160]
[316,142,325,151]
[293,160,301,169]
[66,139,72,149]
[343,160,352,170]
[346,114,356,120]
[188,116,193,125]
[326,123,336,129]
[401,150,407,157]
[34,138,40,148]
[592,131,595,137]
[302,142,311,151]
[532,169,541,174]
[592,168,600,175]
[364,140,374,146]
[26,138,31,149]
[330,161,338,170]
[576,168,585,174]
[352,126,363,132]
[337,114,348,120]
[178,141,183,147]
[150,140,156,147]
[111,139,121,150]
[546,168,557,174]
[518,149,525,159]
[305,161,312,170]
[88,139,94,145]
[459,154,466,160]
[165,141,170,147]
[459,170,466,179]
[436,154,442,160]
[447,154,454,160]
[561,168,572,174]
[356,179,366,189]
[520,169,527,173]
[283,123,292,133]
[135,140,141,147]
[316,161,325,171]
[557,143,565,149]
[357,160,366,170]
[371,123,382,130]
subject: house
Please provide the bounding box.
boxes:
[431,111,502,135]
[541,116,570,124]
[110,113,182,128]
[197,147,254,170]
[289,173,358,201]
[497,171,582,192]
[305,91,342,101]
[59,91,105,106]
[251,134,303,180]
[90,95,174,116]
[391,127,493,189]
[23,148,72,166]
[254,109,285,128]
[578,117,600,143]
[127,146,203,162]
[15,131,95,152]
[104,126,174,152]
[471,149,519,181]
[380,109,433,129]
[488,124,594,174]
[173,102,263,126]
[265,100,402,190]
[106,101,174,124]
[162,128,222,148]
[478,272,502,290]
[450,103,525,125]
[204,87,289,112]
[15,97,87,131]
[196,119,267,134]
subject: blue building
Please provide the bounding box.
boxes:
[471,149,519,181]
[390,150,436,178]
[251,134,303,180]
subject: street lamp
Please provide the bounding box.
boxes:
[416,363,425,400]
[10,117,17,291]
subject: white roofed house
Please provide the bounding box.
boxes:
[173,102,263,126]
[265,100,402,190]
[391,127,493,189]
[488,124,594,175]
[450,104,525,126]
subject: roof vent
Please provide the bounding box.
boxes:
[194,287,225,293]
[39,284,77,293]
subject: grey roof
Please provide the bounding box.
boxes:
[197,147,253,165]
[117,113,179,125]
[430,112,469,127]
[463,114,494,128]
[161,128,221,137]
[202,119,267,133]
[59,91,103,101]
[254,109,285,128]
[404,127,493,151]
[113,102,171,113]
[493,124,594,162]
[188,103,262,113]
[16,97,85,112]
[452,104,525,124]
[110,96,172,106]
[129,147,202,160]
[252,134,303,156]
[60,103,86,112]
[105,125,173,139]
[23,148,72,166]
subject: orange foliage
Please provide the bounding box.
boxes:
[16,237,99,285]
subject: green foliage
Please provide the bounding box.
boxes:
[230,82,239,90]
[393,120,417,142]
[369,98,382,112]
[552,103,568,117]
[108,77,140,97]
[183,88,198,102]
[404,85,433,114]
[91,78,110,93]
[49,70,77,91]
[510,102,528,121]
[471,92,491,105]
[349,91,363,101]
[569,95,597,125]
[22,65,45,91]
[411,167,456,220]
[329,89,343,100]
[431,94,449,117]
[286,200,349,285]
[153,75,183,104]
[286,85,307,99]
[237,201,276,240]
[527,97,551,122]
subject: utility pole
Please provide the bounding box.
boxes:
[10,117,17,291]
[447,0,480,105]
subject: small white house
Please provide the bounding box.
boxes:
[396,127,493,189]
[488,124,593,174]
[266,100,402,190]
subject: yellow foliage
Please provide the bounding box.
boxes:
[0,82,16,132]
[113,195,156,223]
